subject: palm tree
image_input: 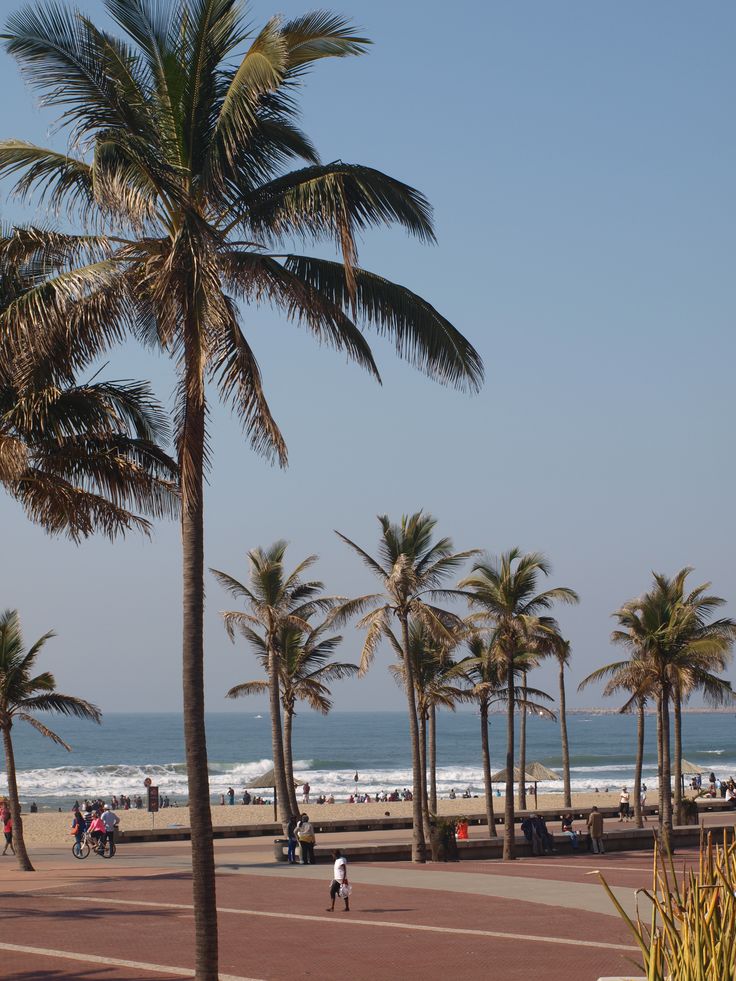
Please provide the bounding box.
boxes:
[579,657,652,829]
[554,638,573,809]
[336,512,478,862]
[0,609,101,871]
[454,634,553,837]
[226,619,357,815]
[386,620,466,833]
[212,543,335,827]
[459,549,578,860]
[0,266,177,538]
[607,570,735,849]
[1,5,482,973]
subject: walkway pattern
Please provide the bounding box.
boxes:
[0,828,707,980]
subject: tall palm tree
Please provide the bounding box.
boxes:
[554,638,573,809]
[459,549,578,860]
[1,5,482,973]
[212,543,334,827]
[386,620,466,832]
[579,657,652,829]
[454,634,553,837]
[336,512,478,862]
[0,609,101,871]
[226,619,357,815]
[608,569,734,849]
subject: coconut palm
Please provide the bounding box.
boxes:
[386,620,466,831]
[606,569,735,849]
[579,657,652,829]
[226,619,357,815]
[453,634,553,837]
[0,609,101,871]
[459,549,578,860]
[1,5,482,973]
[554,639,573,809]
[336,512,478,862]
[0,264,177,538]
[212,543,335,827]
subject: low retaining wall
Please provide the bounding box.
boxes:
[273,824,706,864]
[118,804,663,845]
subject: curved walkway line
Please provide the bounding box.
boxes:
[41,893,639,954]
[0,941,259,980]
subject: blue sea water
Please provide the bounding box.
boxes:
[2,710,734,809]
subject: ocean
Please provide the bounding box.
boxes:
[2,710,734,809]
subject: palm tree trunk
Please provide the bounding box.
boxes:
[656,691,664,842]
[180,343,218,981]
[518,670,527,810]
[282,706,299,817]
[633,699,645,829]
[429,703,437,814]
[418,706,431,843]
[660,684,673,850]
[504,655,516,861]
[267,646,291,830]
[558,662,572,809]
[673,686,682,826]
[480,699,496,837]
[400,613,426,863]
[1,726,33,871]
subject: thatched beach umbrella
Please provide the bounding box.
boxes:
[680,760,702,775]
[246,769,300,821]
[524,762,562,807]
[680,759,703,795]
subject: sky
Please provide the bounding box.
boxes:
[1,0,734,714]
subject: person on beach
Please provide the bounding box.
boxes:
[327,849,350,912]
[227,787,235,805]
[618,787,630,821]
[587,806,605,853]
[302,782,311,804]
[287,813,299,864]
[297,813,315,864]
[2,812,13,855]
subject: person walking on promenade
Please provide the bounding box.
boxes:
[297,813,316,864]
[287,813,299,864]
[618,787,630,821]
[587,806,605,853]
[101,805,119,852]
[2,812,14,855]
[327,849,350,912]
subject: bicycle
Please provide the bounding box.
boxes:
[71,829,116,859]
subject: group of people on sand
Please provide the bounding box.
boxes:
[699,772,736,804]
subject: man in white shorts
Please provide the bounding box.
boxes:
[327,849,350,912]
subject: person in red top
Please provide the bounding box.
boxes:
[2,813,14,856]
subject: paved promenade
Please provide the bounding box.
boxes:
[0,822,715,980]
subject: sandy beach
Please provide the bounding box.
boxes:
[13,791,632,847]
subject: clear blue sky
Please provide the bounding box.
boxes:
[1,1,734,713]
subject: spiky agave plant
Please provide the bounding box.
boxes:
[599,830,736,980]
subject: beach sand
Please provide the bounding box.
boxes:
[14,791,629,847]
